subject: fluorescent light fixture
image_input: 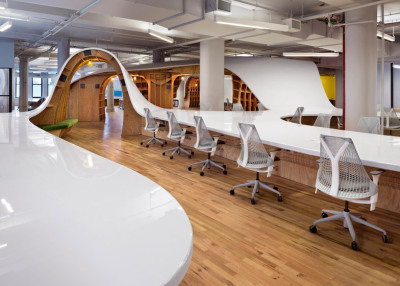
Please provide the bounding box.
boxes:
[283,52,339,57]
[215,15,289,32]
[0,2,7,10]
[393,64,400,69]
[148,29,174,43]
[1,198,14,213]
[377,31,395,42]
[0,20,12,32]
[0,244,7,249]
[236,53,253,57]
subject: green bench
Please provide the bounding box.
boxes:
[38,118,78,138]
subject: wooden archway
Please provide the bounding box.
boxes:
[30,49,142,135]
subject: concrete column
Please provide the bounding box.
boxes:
[153,50,165,63]
[200,38,225,111]
[19,56,29,112]
[177,76,189,109]
[106,80,115,112]
[58,38,70,72]
[345,4,377,130]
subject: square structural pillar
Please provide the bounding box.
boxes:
[200,38,225,111]
[345,4,377,130]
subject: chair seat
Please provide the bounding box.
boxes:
[316,173,374,200]
[237,151,272,170]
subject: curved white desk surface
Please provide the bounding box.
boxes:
[0,116,193,282]
[102,52,398,173]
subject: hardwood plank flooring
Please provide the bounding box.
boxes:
[62,110,400,285]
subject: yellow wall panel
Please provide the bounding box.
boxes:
[320,76,336,100]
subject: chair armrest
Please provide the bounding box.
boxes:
[370,169,385,185]
[370,170,384,176]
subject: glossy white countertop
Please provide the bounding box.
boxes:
[0,112,193,285]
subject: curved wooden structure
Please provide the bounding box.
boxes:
[30,49,142,135]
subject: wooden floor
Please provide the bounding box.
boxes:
[63,109,400,285]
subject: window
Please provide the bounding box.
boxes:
[32,77,42,98]
[48,78,55,96]
[15,77,19,98]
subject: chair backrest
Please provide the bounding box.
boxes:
[313,113,332,128]
[194,116,214,149]
[290,107,304,124]
[167,111,183,138]
[316,134,376,200]
[384,108,400,127]
[232,103,244,111]
[257,103,265,111]
[237,123,272,169]
[355,117,380,134]
[144,108,157,130]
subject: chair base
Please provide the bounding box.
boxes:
[188,153,227,176]
[140,132,167,148]
[230,173,282,204]
[163,142,193,159]
[310,205,388,251]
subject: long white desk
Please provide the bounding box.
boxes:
[0,112,193,285]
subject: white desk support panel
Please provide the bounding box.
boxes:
[0,50,193,285]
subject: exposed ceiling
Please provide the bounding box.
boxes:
[0,0,399,73]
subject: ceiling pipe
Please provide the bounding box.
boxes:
[17,0,102,56]
[298,0,396,21]
[153,0,185,25]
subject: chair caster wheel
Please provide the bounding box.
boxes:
[145,145,149,148]
[382,235,389,243]
[309,225,317,233]
[223,164,226,168]
[162,152,165,156]
[140,142,143,145]
[351,241,358,251]
[188,166,192,171]
[321,212,328,218]
[170,156,173,160]
[161,144,164,147]
[277,196,282,202]
[247,186,251,188]
[230,189,234,195]
[273,186,279,191]
[188,155,191,159]
[191,151,194,155]
[200,172,204,176]
[251,198,256,205]
[165,141,167,145]
[223,170,227,175]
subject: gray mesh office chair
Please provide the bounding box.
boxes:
[232,103,244,111]
[140,108,167,147]
[309,134,388,251]
[230,123,282,204]
[290,107,304,124]
[313,113,332,128]
[355,117,380,134]
[384,108,400,129]
[188,116,227,176]
[162,111,193,159]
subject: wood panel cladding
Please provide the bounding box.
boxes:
[69,74,111,122]
[231,73,259,111]
[132,76,149,100]
[148,72,172,108]
[187,77,200,108]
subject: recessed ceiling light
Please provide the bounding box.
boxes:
[0,20,12,32]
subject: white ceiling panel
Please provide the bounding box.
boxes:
[240,32,300,46]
